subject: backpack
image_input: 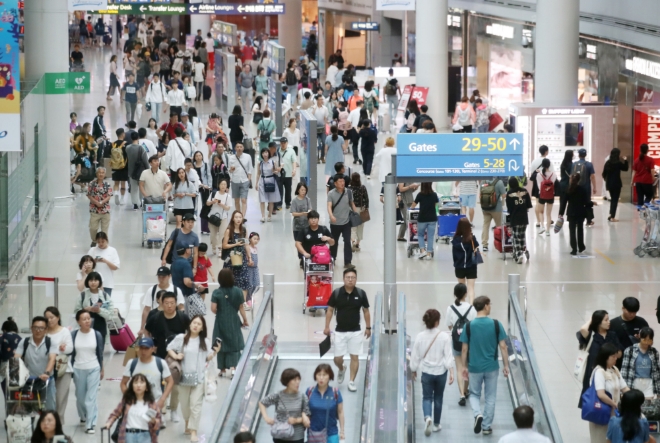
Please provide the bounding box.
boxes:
[572,161,588,187]
[479,179,499,210]
[417,114,432,130]
[161,228,179,264]
[129,356,164,387]
[539,171,555,200]
[20,336,51,377]
[385,78,396,96]
[311,245,331,264]
[259,120,274,143]
[182,59,192,75]
[285,69,297,86]
[110,141,127,170]
[465,319,501,361]
[77,156,95,183]
[450,305,472,352]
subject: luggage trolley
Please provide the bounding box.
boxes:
[303,258,334,315]
[406,208,423,258]
[436,196,464,244]
[634,204,660,258]
[142,200,167,247]
[5,362,49,417]
[494,210,514,261]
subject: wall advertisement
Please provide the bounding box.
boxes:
[0,0,20,152]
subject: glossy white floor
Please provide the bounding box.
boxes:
[2,45,659,442]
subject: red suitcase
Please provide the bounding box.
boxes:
[110,324,136,352]
[493,226,513,253]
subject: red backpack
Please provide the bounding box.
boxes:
[539,172,555,200]
[311,245,331,264]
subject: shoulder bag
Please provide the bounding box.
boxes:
[261,161,276,193]
[581,368,613,425]
[574,332,594,382]
[471,239,484,265]
[270,396,303,439]
[185,293,207,318]
[306,387,339,443]
[423,331,442,360]
[179,343,201,387]
[236,155,253,189]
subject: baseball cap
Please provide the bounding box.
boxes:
[138,337,155,348]
[280,137,288,143]
[156,266,171,276]
[578,148,587,156]
[182,213,196,221]
[180,111,189,117]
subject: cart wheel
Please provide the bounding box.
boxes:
[633,246,642,256]
[651,250,660,258]
[407,248,411,258]
[639,250,647,258]
[303,308,306,314]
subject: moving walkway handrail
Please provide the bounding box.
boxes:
[361,292,383,443]
[507,289,563,443]
[209,290,274,443]
[397,292,407,443]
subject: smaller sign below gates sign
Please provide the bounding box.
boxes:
[350,22,380,31]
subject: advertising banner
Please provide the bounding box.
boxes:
[398,85,413,112]
[397,85,428,112]
[0,0,21,152]
[395,133,524,179]
[633,110,660,167]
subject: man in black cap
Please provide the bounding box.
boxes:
[139,266,185,336]
[161,213,199,272]
[278,137,298,209]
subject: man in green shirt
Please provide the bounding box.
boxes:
[459,296,509,436]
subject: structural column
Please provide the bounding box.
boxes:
[278,0,302,61]
[415,0,448,130]
[535,0,579,105]
[25,0,71,200]
[190,0,210,38]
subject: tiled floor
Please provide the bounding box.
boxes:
[1,45,659,442]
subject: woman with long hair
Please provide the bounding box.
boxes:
[212,269,249,377]
[167,315,221,441]
[76,255,97,293]
[145,118,160,146]
[249,96,265,140]
[74,122,98,162]
[207,178,232,256]
[324,126,345,178]
[566,173,593,255]
[621,327,660,400]
[107,55,120,99]
[256,148,282,222]
[31,411,72,443]
[404,99,420,133]
[283,117,302,164]
[104,373,161,443]
[158,131,170,170]
[606,389,652,443]
[193,151,213,234]
[173,167,197,228]
[410,182,439,260]
[505,177,533,264]
[73,271,114,346]
[410,309,454,436]
[221,211,251,299]
[291,182,312,267]
[44,307,74,423]
[363,80,379,121]
[632,144,656,206]
[534,158,557,236]
[445,283,476,406]
[188,107,203,144]
[228,105,246,152]
[348,172,369,252]
[558,149,574,218]
[602,148,629,222]
[452,218,479,303]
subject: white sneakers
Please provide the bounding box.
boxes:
[347,381,357,392]
[171,411,180,423]
[337,367,346,384]
[433,425,441,432]
[424,417,432,436]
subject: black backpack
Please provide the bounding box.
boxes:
[465,318,501,361]
[285,69,297,86]
[450,305,472,352]
[22,336,51,360]
[417,114,432,130]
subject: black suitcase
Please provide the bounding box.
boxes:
[203,85,212,100]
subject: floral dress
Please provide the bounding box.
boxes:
[223,231,250,290]
[245,246,260,302]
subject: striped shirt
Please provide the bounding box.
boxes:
[458,180,479,195]
[261,390,311,440]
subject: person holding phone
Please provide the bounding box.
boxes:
[73,272,114,347]
[610,297,649,362]
[221,211,251,300]
[104,373,161,443]
[87,232,120,296]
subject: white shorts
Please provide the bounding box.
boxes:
[334,330,363,357]
[633,378,654,398]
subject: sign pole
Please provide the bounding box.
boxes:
[384,173,397,333]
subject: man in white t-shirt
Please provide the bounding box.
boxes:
[311,96,329,163]
[139,267,185,335]
[326,59,339,88]
[497,406,551,443]
[121,337,174,425]
[138,128,158,158]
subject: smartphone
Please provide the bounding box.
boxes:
[215,337,222,345]
[54,436,67,443]
[96,256,102,260]
[145,408,158,419]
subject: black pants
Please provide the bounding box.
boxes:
[330,222,352,265]
[609,188,621,218]
[636,182,655,206]
[362,147,374,176]
[347,128,360,161]
[275,175,284,209]
[559,193,568,217]
[454,126,473,133]
[282,177,293,207]
[170,106,182,120]
[569,217,585,253]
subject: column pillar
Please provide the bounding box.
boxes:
[278,0,302,61]
[415,0,448,130]
[535,0,579,105]
[25,0,71,200]
[190,0,210,38]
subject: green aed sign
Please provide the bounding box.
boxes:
[44,73,90,94]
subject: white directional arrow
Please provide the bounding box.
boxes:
[139,5,146,12]
[509,159,520,171]
[510,139,520,150]
[189,5,197,12]
[238,5,244,12]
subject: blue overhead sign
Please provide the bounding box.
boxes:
[395,133,524,179]
[350,22,380,31]
[188,3,285,15]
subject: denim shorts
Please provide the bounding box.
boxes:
[460,194,477,208]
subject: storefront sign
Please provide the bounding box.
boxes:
[90,3,284,14]
[377,0,415,11]
[44,73,91,95]
[633,110,660,165]
[0,0,20,152]
[541,108,586,115]
[90,3,185,13]
[395,133,524,179]
[626,57,660,80]
[486,23,514,40]
[69,0,107,11]
[350,22,379,31]
[586,44,597,60]
[189,3,285,15]
[267,41,285,74]
[318,0,372,15]
[447,15,461,28]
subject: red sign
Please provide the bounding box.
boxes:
[633,109,660,167]
[398,85,413,112]
[410,86,429,107]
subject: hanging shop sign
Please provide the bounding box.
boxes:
[395,133,524,179]
[0,0,20,152]
[625,57,660,80]
[89,3,284,14]
[633,110,660,166]
[318,0,372,15]
[486,23,514,39]
[350,22,379,31]
[377,0,415,11]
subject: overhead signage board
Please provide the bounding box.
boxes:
[350,22,380,31]
[89,3,185,13]
[69,0,107,11]
[376,0,415,11]
[88,3,285,14]
[395,133,524,179]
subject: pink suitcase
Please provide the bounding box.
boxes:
[110,324,136,352]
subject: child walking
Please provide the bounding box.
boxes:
[194,243,215,301]
[245,233,260,311]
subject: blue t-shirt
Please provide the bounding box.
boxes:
[168,229,200,262]
[307,385,343,436]
[171,256,194,296]
[459,317,508,373]
[606,417,649,443]
[122,82,138,103]
[635,350,652,379]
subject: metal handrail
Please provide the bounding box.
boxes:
[396,292,407,443]
[361,292,383,443]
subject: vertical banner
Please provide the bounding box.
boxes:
[318,10,326,73]
[0,0,20,152]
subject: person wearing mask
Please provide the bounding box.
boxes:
[455,180,479,225]
[15,317,57,411]
[327,174,359,269]
[306,364,345,443]
[446,283,477,407]
[602,148,629,222]
[571,148,597,226]
[459,296,509,436]
[324,268,371,392]
[358,119,378,179]
[606,389,652,443]
[557,150,574,220]
[577,310,622,408]
[410,309,454,436]
[106,372,162,442]
[505,177,533,264]
[452,218,479,303]
[125,132,150,210]
[409,182,439,260]
[588,343,630,442]
[498,406,552,443]
[259,368,311,442]
[610,297,649,354]
[212,268,249,378]
[566,173,593,255]
[632,143,657,207]
[621,327,660,400]
[70,310,104,434]
[167,315,221,441]
[139,267,185,335]
[31,411,73,443]
[479,177,506,251]
[44,307,74,423]
[145,72,168,125]
[534,158,557,236]
[87,231,119,295]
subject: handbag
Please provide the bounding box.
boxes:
[574,333,594,382]
[359,207,371,223]
[270,396,303,439]
[349,210,363,227]
[55,355,69,378]
[581,371,613,425]
[165,355,182,384]
[471,239,484,265]
[145,102,152,112]
[230,249,244,267]
[209,213,222,227]
[262,162,276,193]
[185,293,207,317]
[253,112,263,124]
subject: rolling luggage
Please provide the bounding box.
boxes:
[494,226,513,254]
[203,85,212,101]
[110,324,136,352]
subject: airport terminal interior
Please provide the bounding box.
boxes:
[1,0,660,442]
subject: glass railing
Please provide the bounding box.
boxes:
[361,292,383,443]
[507,287,563,443]
[397,292,414,443]
[210,289,275,443]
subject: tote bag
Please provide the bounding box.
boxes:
[574,333,594,382]
[581,372,612,425]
